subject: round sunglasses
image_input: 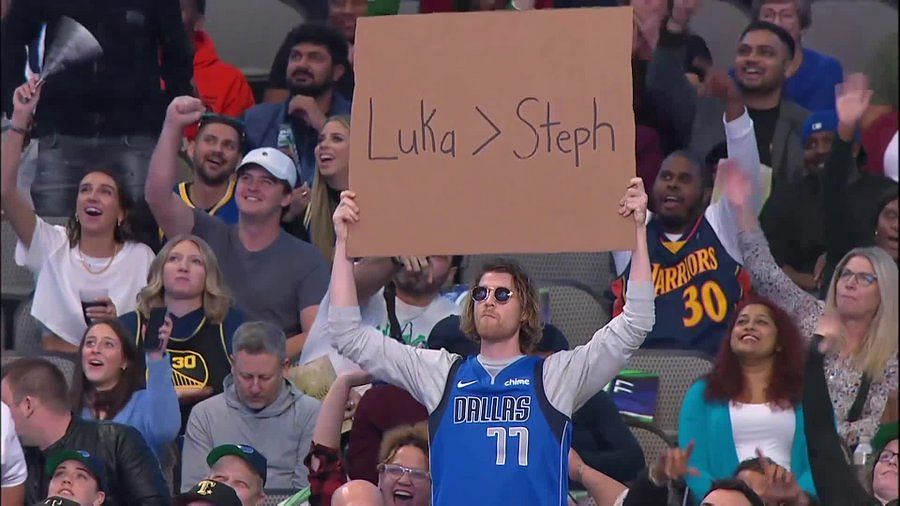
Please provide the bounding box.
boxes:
[472,286,515,304]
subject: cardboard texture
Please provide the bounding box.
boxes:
[348,7,636,257]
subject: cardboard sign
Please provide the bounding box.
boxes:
[348,7,636,257]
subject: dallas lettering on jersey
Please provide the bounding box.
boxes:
[453,396,531,424]
[652,246,719,296]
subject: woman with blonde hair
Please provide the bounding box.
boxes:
[119,234,244,426]
[304,115,350,262]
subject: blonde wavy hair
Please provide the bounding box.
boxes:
[825,247,898,377]
[304,115,351,262]
[136,235,233,323]
[460,259,542,354]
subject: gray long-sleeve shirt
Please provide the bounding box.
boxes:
[325,280,655,416]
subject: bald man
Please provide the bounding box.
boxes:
[331,480,385,506]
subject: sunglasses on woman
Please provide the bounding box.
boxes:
[472,286,515,304]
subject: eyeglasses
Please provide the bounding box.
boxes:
[472,286,515,304]
[838,268,878,287]
[878,450,898,464]
[378,463,431,483]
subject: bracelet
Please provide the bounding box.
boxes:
[4,123,30,136]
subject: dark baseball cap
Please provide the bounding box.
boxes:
[44,449,107,492]
[33,498,81,506]
[173,480,242,506]
[207,444,268,485]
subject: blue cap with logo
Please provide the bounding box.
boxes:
[207,444,268,485]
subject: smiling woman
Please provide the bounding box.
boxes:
[304,115,351,262]
[1,78,155,354]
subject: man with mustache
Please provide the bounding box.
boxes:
[648,0,809,185]
[244,23,350,190]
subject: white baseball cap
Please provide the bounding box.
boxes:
[236,148,297,188]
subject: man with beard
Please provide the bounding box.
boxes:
[299,256,461,374]
[648,2,809,184]
[173,114,245,226]
[244,23,350,189]
[611,72,763,356]
[323,181,654,505]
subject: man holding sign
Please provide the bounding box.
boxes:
[323,180,653,505]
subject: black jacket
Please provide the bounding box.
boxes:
[24,417,170,506]
[1,0,192,137]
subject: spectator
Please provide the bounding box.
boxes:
[649,11,809,184]
[812,78,898,293]
[174,479,242,506]
[173,114,246,227]
[2,402,27,506]
[0,0,192,247]
[70,319,180,458]
[724,160,898,504]
[331,480,385,506]
[752,0,843,112]
[119,235,245,428]
[1,79,154,354]
[325,180,653,504]
[735,457,821,506]
[0,358,169,505]
[679,298,816,501]
[180,0,256,122]
[181,322,321,491]
[624,446,768,506]
[612,83,762,356]
[196,445,268,506]
[43,449,107,506]
[301,115,351,255]
[307,373,432,506]
[860,112,898,181]
[246,23,350,189]
[871,423,898,506]
[147,96,330,360]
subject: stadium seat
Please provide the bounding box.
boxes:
[690,0,752,69]
[1,220,35,301]
[545,283,609,348]
[263,489,299,505]
[0,352,76,387]
[13,298,44,356]
[624,350,715,438]
[624,418,675,471]
[804,0,898,72]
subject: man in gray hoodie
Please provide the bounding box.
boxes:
[180,322,321,491]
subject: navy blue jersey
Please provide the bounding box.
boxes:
[429,355,573,505]
[612,216,751,356]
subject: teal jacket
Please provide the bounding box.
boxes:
[678,379,818,504]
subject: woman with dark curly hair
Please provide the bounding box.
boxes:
[678,297,817,504]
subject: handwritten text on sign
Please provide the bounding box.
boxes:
[367,97,616,168]
[348,8,636,257]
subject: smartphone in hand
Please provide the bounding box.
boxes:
[144,308,168,352]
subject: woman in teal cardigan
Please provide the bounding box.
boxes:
[679,297,817,504]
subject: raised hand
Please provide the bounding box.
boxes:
[755,449,803,504]
[835,73,873,138]
[147,313,173,361]
[333,190,359,243]
[164,96,206,128]
[11,76,44,126]
[618,177,648,226]
[703,69,742,103]
[650,441,700,484]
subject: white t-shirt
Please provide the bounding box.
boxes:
[15,218,155,346]
[729,402,796,469]
[1,402,27,488]
[884,131,898,182]
[301,288,460,374]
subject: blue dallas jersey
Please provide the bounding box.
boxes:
[429,355,573,506]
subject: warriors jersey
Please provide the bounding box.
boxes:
[612,215,751,356]
[429,355,572,506]
[159,179,239,241]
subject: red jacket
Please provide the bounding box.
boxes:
[188,30,255,139]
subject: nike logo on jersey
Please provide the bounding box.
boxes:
[457,380,478,388]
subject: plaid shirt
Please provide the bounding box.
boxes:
[305,443,346,506]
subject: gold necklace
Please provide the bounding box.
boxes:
[78,243,122,275]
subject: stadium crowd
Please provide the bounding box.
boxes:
[0,0,897,504]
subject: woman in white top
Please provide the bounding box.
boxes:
[678,297,817,504]
[1,77,154,353]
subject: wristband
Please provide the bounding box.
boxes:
[4,123,30,136]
